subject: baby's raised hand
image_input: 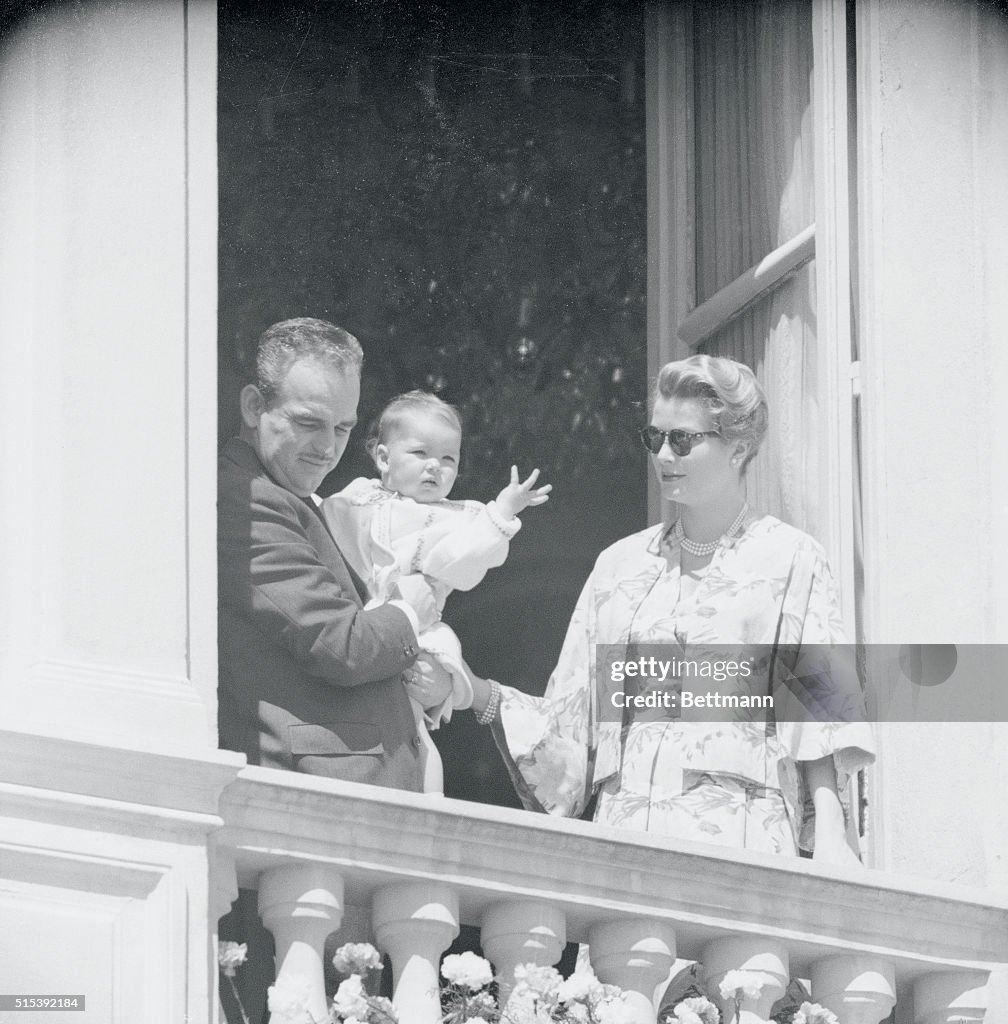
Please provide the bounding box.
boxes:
[496,466,552,520]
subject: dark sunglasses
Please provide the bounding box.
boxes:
[638,426,720,457]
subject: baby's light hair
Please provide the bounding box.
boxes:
[365,390,463,461]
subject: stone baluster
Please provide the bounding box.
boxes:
[212,846,240,926]
[258,864,345,1024]
[810,955,897,1024]
[373,881,459,1024]
[588,918,677,1023]
[913,971,989,1024]
[212,847,240,1024]
[481,901,566,1004]
[701,936,788,1024]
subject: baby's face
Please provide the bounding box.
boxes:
[375,411,461,503]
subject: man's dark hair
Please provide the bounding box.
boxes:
[255,318,363,405]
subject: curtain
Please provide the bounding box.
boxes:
[692,0,821,539]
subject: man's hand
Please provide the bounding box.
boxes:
[496,466,552,520]
[403,655,453,710]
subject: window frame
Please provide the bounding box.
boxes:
[643,0,859,638]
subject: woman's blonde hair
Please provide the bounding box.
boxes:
[653,354,768,470]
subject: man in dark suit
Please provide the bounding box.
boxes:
[217,318,450,1021]
[218,317,450,787]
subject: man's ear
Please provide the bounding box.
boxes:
[373,443,391,474]
[239,384,266,429]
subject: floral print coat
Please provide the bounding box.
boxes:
[494,514,875,851]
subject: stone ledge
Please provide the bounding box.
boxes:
[217,766,1008,980]
[0,728,244,821]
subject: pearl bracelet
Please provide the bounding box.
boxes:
[476,678,502,725]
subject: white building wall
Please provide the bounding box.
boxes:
[0,0,218,749]
[857,0,1008,647]
[0,4,232,1021]
[855,2,1008,1018]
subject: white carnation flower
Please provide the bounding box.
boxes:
[673,995,720,1024]
[217,941,248,977]
[331,941,383,975]
[513,963,562,1000]
[266,973,314,1022]
[505,989,554,1023]
[468,991,497,1015]
[793,1002,840,1024]
[441,951,495,991]
[557,970,602,1004]
[332,974,370,1018]
[718,969,764,1001]
[594,995,639,1024]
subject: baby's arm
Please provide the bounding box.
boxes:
[322,485,440,629]
[417,467,550,591]
[495,465,552,520]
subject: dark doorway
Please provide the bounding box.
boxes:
[218,0,648,809]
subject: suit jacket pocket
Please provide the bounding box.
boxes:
[289,722,386,782]
[289,722,384,758]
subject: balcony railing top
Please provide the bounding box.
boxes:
[4,730,997,1021]
[218,764,1008,984]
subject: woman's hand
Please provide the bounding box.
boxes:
[467,670,495,717]
[806,755,863,869]
[813,832,863,868]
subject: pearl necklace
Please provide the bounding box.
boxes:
[675,502,749,557]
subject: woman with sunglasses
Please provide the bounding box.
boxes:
[467,354,874,864]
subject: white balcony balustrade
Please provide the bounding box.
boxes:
[258,864,347,1023]
[589,918,677,1019]
[215,766,1008,1024]
[482,901,566,1005]
[913,972,989,1024]
[702,936,789,1023]
[373,882,460,1022]
[809,955,896,1024]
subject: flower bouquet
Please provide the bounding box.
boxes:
[220,941,636,1024]
[655,968,842,1024]
[438,953,637,1024]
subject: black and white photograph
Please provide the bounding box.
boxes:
[1,1,1007,1022]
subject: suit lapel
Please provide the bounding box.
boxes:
[222,437,373,605]
[302,497,371,604]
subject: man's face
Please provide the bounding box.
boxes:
[242,357,360,496]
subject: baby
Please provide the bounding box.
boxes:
[321,390,550,794]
